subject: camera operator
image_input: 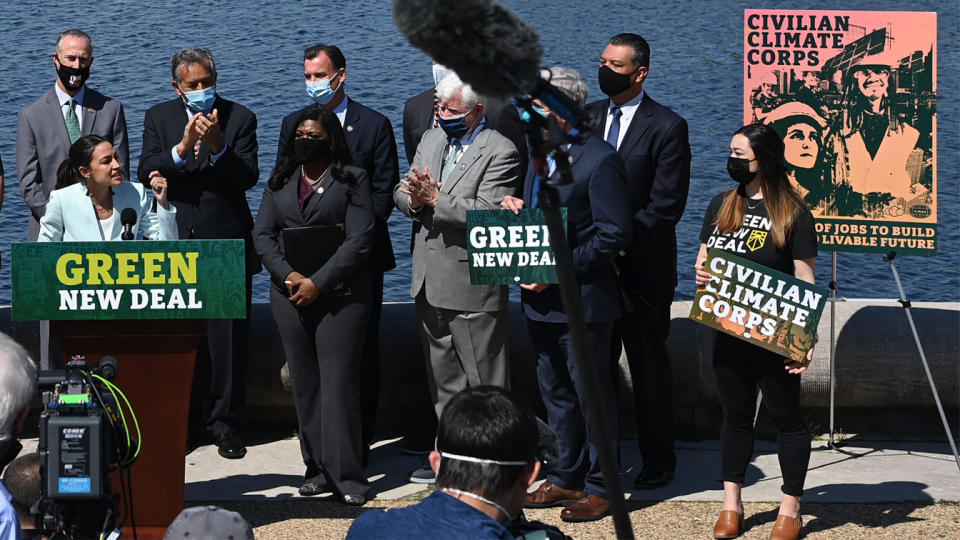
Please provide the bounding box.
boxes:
[2,454,43,540]
[0,332,39,539]
[346,386,569,539]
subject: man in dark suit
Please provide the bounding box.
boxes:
[138,47,260,459]
[275,44,399,459]
[507,67,632,522]
[586,33,691,489]
[16,29,129,368]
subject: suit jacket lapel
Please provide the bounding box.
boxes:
[80,94,96,136]
[303,169,336,217]
[441,130,487,193]
[549,144,585,183]
[45,88,73,148]
[618,94,655,157]
[343,102,360,146]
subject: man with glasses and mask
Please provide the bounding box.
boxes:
[346,386,569,540]
[138,47,260,461]
[275,45,399,466]
[585,32,691,491]
[393,73,521,485]
[16,29,129,368]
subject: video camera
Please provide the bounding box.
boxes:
[35,355,140,539]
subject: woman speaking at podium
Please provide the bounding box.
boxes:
[38,134,177,241]
[253,107,375,506]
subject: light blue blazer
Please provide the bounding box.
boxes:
[38,181,178,242]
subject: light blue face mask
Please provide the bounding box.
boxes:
[180,85,216,114]
[520,104,547,123]
[306,74,341,105]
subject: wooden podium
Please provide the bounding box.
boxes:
[13,239,246,538]
[51,319,206,539]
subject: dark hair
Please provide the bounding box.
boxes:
[171,47,216,83]
[268,107,355,192]
[304,44,346,70]
[609,33,650,69]
[2,452,42,519]
[56,134,109,190]
[838,65,899,137]
[435,386,538,500]
[714,124,806,249]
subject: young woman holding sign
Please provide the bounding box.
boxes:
[696,124,817,540]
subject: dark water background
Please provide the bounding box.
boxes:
[0,0,956,305]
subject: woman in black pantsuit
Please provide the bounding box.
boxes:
[696,124,818,540]
[253,107,374,505]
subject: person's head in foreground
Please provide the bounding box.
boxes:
[163,505,253,540]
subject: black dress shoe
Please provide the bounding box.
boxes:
[341,494,366,506]
[633,469,673,489]
[299,475,330,496]
[213,429,247,459]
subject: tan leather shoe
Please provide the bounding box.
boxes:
[560,494,610,522]
[770,514,802,540]
[524,481,585,508]
[713,510,744,539]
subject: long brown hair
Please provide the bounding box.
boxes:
[714,124,806,249]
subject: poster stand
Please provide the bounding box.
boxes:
[826,252,845,449]
[883,251,960,472]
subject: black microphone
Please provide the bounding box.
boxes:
[393,0,543,99]
[120,208,137,240]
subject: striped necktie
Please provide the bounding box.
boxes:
[65,99,81,143]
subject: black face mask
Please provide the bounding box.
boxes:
[727,156,757,185]
[57,63,90,92]
[294,137,331,164]
[598,65,636,97]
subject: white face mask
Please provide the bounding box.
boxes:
[433,63,454,88]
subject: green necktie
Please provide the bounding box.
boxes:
[440,139,462,183]
[65,99,81,143]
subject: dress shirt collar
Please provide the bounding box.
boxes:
[55,83,85,107]
[331,95,349,126]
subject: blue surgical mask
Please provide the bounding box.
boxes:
[306,75,340,105]
[438,113,470,140]
[520,104,547,123]
[180,85,216,114]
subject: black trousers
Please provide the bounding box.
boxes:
[196,274,252,437]
[713,333,810,496]
[359,270,384,450]
[611,294,676,474]
[271,285,370,497]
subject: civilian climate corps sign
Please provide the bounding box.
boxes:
[11,240,246,320]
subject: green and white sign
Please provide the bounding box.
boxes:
[12,240,246,321]
[689,249,829,363]
[467,209,567,286]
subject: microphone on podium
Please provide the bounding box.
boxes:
[120,208,137,240]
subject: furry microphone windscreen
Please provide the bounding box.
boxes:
[393,0,544,99]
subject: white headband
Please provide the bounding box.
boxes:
[439,451,529,466]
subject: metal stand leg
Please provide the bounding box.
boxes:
[828,252,840,449]
[885,252,960,472]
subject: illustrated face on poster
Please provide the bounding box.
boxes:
[744,10,937,255]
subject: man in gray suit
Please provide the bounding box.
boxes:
[16,29,129,242]
[394,73,521,484]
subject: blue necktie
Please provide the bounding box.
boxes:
[606,106,622,149]
[531,155,556,209]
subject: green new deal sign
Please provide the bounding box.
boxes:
[467,208,567,285]
[11,240,246,321]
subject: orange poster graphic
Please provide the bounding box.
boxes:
[744,10,937,255]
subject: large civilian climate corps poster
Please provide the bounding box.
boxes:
[744,10,937,255]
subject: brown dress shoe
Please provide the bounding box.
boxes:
[560,494,610,522]
[713,510,744,539]
[770,514,802,540]
[525,481,585,508]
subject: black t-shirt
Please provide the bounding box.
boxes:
[699,192,818,275]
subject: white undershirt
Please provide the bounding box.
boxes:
[99,211,116,240]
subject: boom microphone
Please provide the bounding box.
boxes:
[120,208,137,240]
[393,0,543,99]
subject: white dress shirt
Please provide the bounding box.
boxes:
[603,90,645,150]
[55,84,85,131]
